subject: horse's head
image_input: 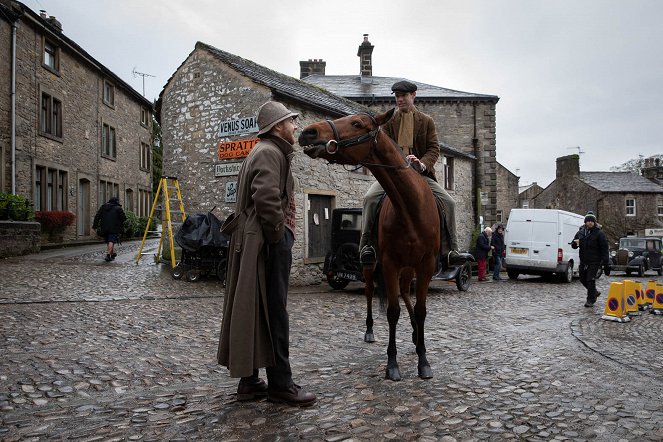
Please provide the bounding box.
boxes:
[298,109,395,165]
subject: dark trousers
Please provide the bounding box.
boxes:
[579,262,600,301]
[265,229,294,391]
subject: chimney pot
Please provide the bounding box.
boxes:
[299,58,326,79]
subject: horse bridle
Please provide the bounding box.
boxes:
[324,113,410,170]
[324,112,380,155]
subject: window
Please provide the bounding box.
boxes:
[140,107,149,126]
[103,80,115,107]
[138,189,152,217]
[140,141,151,171]
[102,123,116,159]
[125,189,134,212]
[625,198,636,216]
[658,197,663,216]
[34,166,67,211]
[99,180,119,204]
[496,210,503,223]
[522,200,529,209]
[442,156,454,190]
[42,38,60,73]
[40,92,62,139]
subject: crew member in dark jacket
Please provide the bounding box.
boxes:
[571,211,609,307]
[490,224,505,281]
[475,227,492,281]
[93,197,126,262]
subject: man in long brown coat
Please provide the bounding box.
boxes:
[217,101,316,407]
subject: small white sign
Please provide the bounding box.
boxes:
[645,228,663,237]
[225,181,237,203]
[215,162,242,177]
[218,116,258,137]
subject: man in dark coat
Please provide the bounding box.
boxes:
[490,224,505,280]
[217,101,315,407]
[93,196,126,262]
[475,227,493,281]
[572,211,610,307]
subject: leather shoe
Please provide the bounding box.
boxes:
[237,377,268,401]
[268,384,316,407]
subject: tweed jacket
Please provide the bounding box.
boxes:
[382,107,440,181]
[217,135,295,377]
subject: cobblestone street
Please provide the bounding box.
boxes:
[1,240,662,441]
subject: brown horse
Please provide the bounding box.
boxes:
[299,109,440,381]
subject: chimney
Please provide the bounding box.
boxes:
[357,34,374,77]
[47,16,63,32]
[39,10,48,19]
[641,156,663,183]
[556,154,580,179]
[299,59,326,79]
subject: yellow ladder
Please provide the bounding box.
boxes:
[135,176,186,268]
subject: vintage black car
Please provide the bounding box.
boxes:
[609,236,663,277]
[323,208,473,291]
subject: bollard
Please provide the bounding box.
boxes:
[651,283,663,316]
[601,282,630,323]
[643,280,657,309]
[623,280,641,316]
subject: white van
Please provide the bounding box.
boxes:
[504,209,584,282]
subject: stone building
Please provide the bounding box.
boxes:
[518,182,544,209]
[158,42,373,284]
[0,0,153,241]
[495,162,519,224]
[301,35,510,243]
[532,155,663,243]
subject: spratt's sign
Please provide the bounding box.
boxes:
[218,116,258,137]
[217,138,260,160]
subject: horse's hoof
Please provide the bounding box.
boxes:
[385,367,401,381]
[418,365,433,379]
[364,332,375,343]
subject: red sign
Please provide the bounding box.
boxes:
[217,138,260,160]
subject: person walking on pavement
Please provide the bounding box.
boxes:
[358,80,461,269]
[571,211,610,307]
[491,224,505,280]
[92,196,126,262]
[476,227,492,282]
[217,101,316,407]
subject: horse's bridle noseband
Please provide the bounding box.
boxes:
[324,113,380,155]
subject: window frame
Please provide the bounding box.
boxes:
[140,141,151,171]
[625,198,636,217]
[39,89,63,141]
[657,197,663,217]
[103,80,115,108]
[140,107,150,127]
[442,156,454,191]
[101,122,117,159]
[34,165,67,211]
[42,36,60,75]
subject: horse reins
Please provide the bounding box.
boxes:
[324,113,410,170]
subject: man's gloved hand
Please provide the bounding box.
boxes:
[406,155,426,173]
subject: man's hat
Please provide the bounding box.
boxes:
[257,101,299,136]
[391,80,417,94]
[584,211,597,223]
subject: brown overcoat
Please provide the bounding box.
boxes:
[382,107,440,181]
[217,135,294,378]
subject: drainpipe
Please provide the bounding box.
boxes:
[10,20,17,195]
[472,103,481,224]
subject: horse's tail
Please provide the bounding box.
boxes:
[374,263,387,313]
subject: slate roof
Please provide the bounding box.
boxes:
[440,142,476,160]
[579,172,663,193]
[196,42,368,117]
[303,74,499,103]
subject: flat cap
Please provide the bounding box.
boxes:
[391,80,417,94]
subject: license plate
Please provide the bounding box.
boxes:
[336,272,358,281]
[510,247,528,255]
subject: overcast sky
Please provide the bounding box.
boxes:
[23,0,663,187]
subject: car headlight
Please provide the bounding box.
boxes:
[628,251,634,258]
[610,251,616,257]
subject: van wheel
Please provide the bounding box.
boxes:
[507,269,519,280]
[559,262,573,283]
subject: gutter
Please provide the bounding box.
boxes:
[10,18,17,194]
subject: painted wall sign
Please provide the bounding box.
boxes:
[214,162,242,177]
[217,138,260,160]
[225,181,237,203]
[218,116,258,137]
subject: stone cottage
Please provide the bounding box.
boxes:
[0,0,154,241]
[301,35,517,241]
[532,155,663,243]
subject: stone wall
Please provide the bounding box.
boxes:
[0,220,40,258]
[0,9,152,242]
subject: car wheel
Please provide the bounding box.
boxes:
[455,262,472,291]
[186,269,201,282]
[657,268,662,276]
[171,264,185,280]
[507,269,519,280]
[216,258,227,283]
[625,269,631,276]
[637,264,644,277]
[327,274,350,290]
[560,262,573,283]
